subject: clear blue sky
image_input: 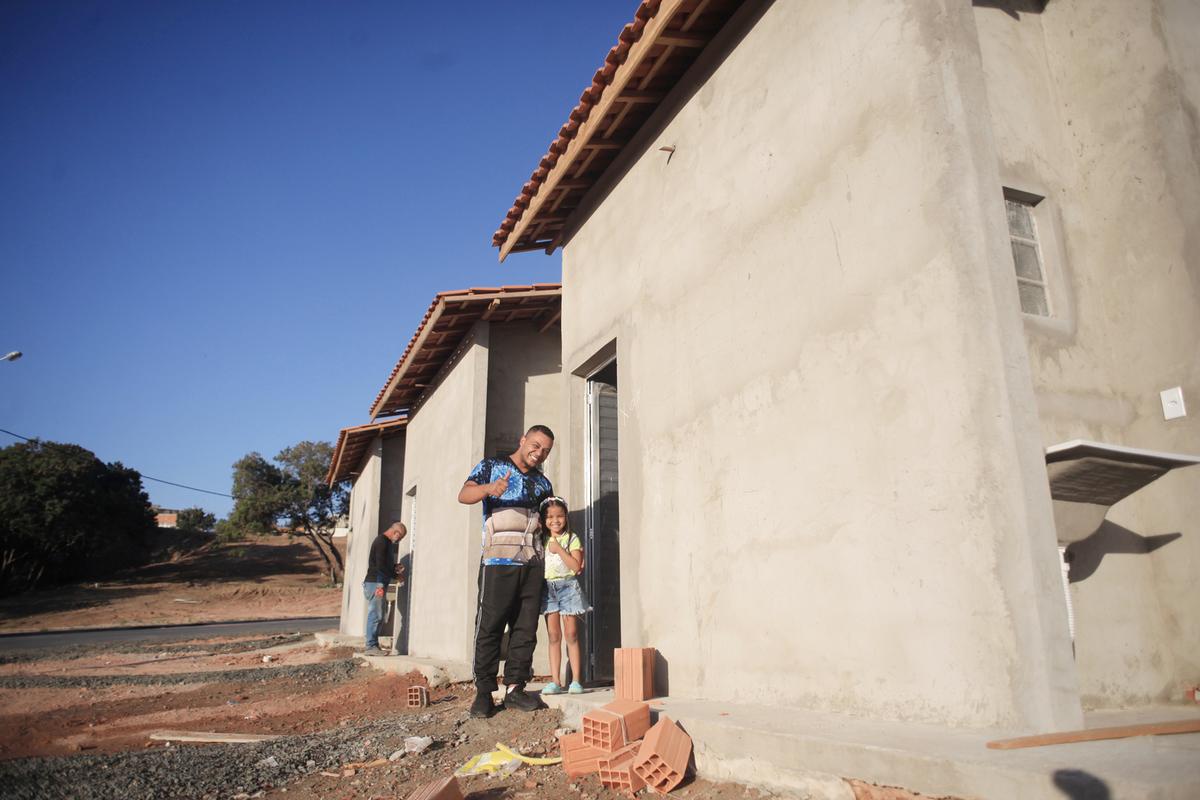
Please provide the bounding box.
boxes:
[1,1,634,517]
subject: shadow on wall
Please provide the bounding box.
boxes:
[1065,521,1182,583]
[654,650,670,699]
[386,552,413,655]
[972,0,1048,21]
[1053,768,1110,800]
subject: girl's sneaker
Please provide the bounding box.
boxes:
[568,681,584,694]
[541,682,564,695]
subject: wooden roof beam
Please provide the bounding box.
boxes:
[657,31,710,47]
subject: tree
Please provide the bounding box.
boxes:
[176,507,216,535]
[277,441,349,583]
[227,442,349,582]
[0,439,157,594]
[229,453,287,535]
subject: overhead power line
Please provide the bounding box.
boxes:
[0,427,233,498]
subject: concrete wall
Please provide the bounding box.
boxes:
[401,323,489,667]
[339,440,382,638]
[485,321,565,676]
[557,0,1080,729]
[974,0,1200,708]
[485,322,565,459]
[380,434,406,531]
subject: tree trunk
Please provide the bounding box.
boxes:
[300,522,344,584]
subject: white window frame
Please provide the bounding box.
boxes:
[1004,188,1051,317]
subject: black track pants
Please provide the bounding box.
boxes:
[473,561,545,690]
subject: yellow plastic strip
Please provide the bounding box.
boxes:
[496,742,563,766]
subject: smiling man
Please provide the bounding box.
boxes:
[458,425,555,718]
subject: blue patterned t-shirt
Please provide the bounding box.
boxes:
[466,457,554,565]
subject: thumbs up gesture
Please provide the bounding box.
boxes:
[487,469,511,498]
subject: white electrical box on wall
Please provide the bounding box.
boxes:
[1160,387,1186,420]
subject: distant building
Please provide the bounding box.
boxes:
[152,508,181,529]
[327,284,562,664]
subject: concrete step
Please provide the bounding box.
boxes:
[541,689,1200,800]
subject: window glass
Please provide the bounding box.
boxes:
[1018,282,1050,316]
[1011,240,1043,281]
[1004,192,1050,317]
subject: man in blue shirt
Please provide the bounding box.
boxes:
[362,522,406,655]
[458,425,554,717]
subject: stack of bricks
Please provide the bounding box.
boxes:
[404,775,463,800]
[558,648,692,794]
[613,647,656,701]
[407,685,429,708]
[561,698,651,782]
[632,715,692,794]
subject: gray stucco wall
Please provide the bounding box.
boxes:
[340,440,382,637]
[485,322,565,460]
[974,0,1200,708]
[401,323,489,667]
[557,0,1080,728]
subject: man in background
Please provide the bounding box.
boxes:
[362,521,406,655]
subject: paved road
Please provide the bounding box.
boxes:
[0,616,339,652]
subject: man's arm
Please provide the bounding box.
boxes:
[457,469,512,505]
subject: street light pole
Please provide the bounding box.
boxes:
[1,351,21,362]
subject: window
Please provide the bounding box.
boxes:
[1004,193,1050,316]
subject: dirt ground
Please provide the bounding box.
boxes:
[0,535,933,800]
[0,536,341,634]
[0,633,786,799]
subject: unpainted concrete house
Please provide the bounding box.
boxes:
[328,285,564,669]
[490,0,1200,737]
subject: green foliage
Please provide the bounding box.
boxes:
[0,439,157,594]
[175,507,216,535]
[228,452,287,535]
[213,518,243,543]
[226,441,349,580]
[275,441,348,537]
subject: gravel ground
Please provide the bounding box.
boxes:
[0,658,357,690]
[0,711,421,800]
[0,634,308,665]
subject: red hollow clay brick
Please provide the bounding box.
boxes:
[560,731,607,778]
[614,647,656,701]
[598,742,647,796]
[582,699,652,752]
[633,715,692,795]
[404,774,464,800]
[407,685,429,708]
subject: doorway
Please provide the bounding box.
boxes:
[583,359,620,684]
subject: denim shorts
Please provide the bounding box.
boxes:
[541,577,590,616]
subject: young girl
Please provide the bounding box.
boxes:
[539,496,588,694]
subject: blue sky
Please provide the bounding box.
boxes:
[1,1,633,517]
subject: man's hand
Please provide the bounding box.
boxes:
[374,586,385,598]
[487,469,512,498]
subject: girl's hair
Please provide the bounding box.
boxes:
[539,495,568,526]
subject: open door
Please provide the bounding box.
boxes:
[583,359,620,684]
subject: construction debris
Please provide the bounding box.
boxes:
[408,685,430,708]
[986,718,1200,750]
[558,702,694,793]
[405,735,434,754]
[404,774,464,800]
